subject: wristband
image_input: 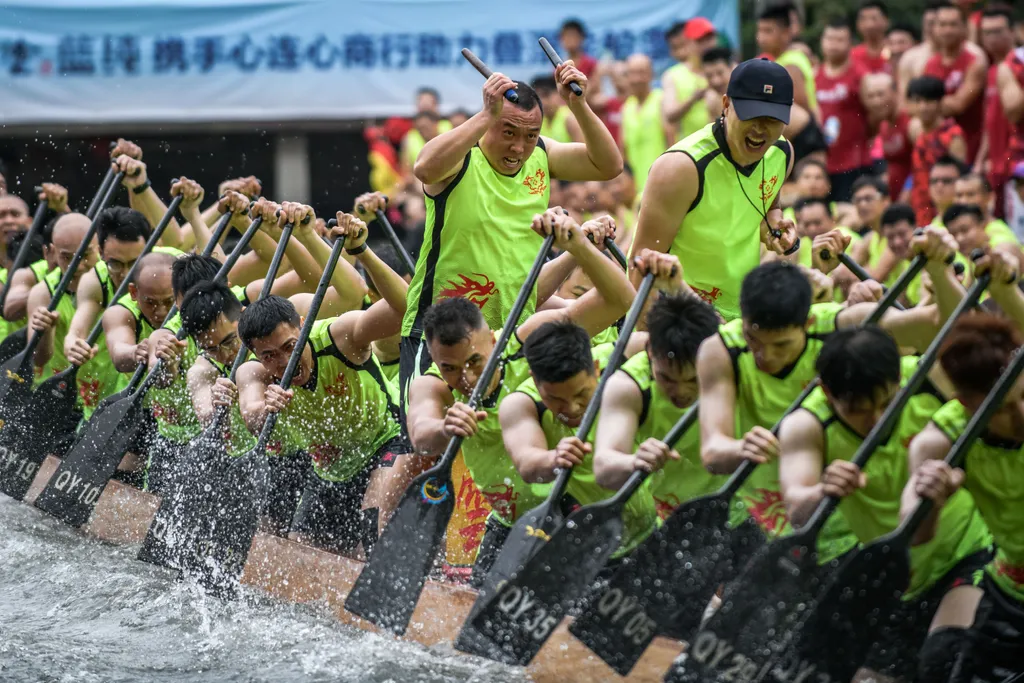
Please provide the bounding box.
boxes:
[345,243,368,256]
[131,179,151,194]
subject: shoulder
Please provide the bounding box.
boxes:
[188,356,218,381]
[237,359,270,385]
[779,406,824,443]
[697,332,732,372]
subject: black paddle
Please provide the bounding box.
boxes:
[764,312,1022,683]
[569,252,930,676]
[0,195,184,501]
[33,217,265,528]
[84,143,119,219]
[138,216,299,568]
[823,249,907,311]
[538,37,585,97]
[665,265,991,683]
[358,200,415,275]
[0,172,125,424]
[344,232,557,635]
[604,238,628,271]
[178,233,346,594]
[461,48,519,103]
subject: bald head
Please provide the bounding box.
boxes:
[626,53,654,96]
[862,72,897,117]
[52,212,92,239]
[134,251,177,285]
[48,212,97,285]
[131,251,176,323]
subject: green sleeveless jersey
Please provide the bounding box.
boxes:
[985,218,1019,247]
[540,107,572,144]
[402,120,454,170]
[618,351,737,522]
[665,121,790,321]
[622,90,667,192]
[201,354,258,458]
[403,143,550,337]
[378,357,399,383]
[275,318,401,482]
[424,333,550,526]
[802,357,992,598]
[933,400,1024,604]
[0,259,52,340]
[777,49,818,113]
[719,302,859,561]
[515,343,659,556]
[665,63,709,138]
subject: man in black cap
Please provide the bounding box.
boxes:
[628,57,798,322]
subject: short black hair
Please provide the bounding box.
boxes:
[880,202,917,229]
[796,157,829,178]
[6,229,45,266]
[646,293,719,366]
[857,0,889,18]
[932,155,966,177]
[96,206,151,250]
[740,261,812,330]
[523,320,594,384]
[817,326,901,404]
[958,172,992,194]
[793,196,832,215]
[701,46,734,66]
[665,21,688,41]
[238,295,300,350]
[560,18,587,37]
[181,279,243,339]
[509,80,543,115]
[887,22,919,41]
[932,1,965,20]
[171,253,222,297]
[423,297,486,347]
[942,202,984,226]
[416,86,440,103]
[758,2,795,27]
[907,75,946,101]
[530,75,558,95]
[851,174,888,197]
[824,16,853,31]
[981,4,1013,25]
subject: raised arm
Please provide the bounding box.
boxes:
[171,176,226,261]
[229,198,287,288]
[332,209,401,311]
[113,155,190,251]
[544,61,623,181]
[975,251,1024,332]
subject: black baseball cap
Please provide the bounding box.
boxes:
[726,58,794,124]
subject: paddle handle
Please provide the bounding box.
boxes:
[611,400,700,504]
[604,238,628,271]
[203,211,235,258]
[83,194,184,348]
[86,166,117,219]
[356,202,416,274]
[461,48,519,103]
[538,37,584,97]
[826,251,910,312]
[0,193,48,309]
[805,268,992,535]
[254,238,346,451]
[548,273,657,501]
[900,342,1024,539]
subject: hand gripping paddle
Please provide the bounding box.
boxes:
[33,217,265,527]
[138,216,300,569]
[664,261,991,683]
[0,194,183,500]
[569,251,931,676]
[0,191,52,367]
[344,233,556,635]
[538,37,585,97]
[358,199,416,275]
[461,48,519,103]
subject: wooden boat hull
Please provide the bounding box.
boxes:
[24,455,684,682]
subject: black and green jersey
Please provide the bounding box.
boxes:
[0,259,51,340]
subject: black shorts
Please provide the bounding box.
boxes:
[950,573,1024,682]
[865,548,992,679]
[398,334,434,436]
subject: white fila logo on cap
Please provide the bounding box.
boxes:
[764,85,774,94]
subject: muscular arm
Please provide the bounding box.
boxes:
[237,360,273,434]
[3,267,40,321]
[778,409,828,527]
[407,375,456,456]
[593,370,645,489]
[187,358,220,425]
[25,281,54,367]
[500,392,560,484]
[415,111,490,190]
[353,244,404,313]
[179,204,226,261]
[697,336,744,474]
[229,228,287,288]
[64,270,103,357]
[628,153,699,289]
[101,306,141,372]
[900,423,955,545]
[129,186,189,251]
[998,62,1024,124]
[327,301,402,367]
[941,58,987,117]
[545,97,623,181]
[536,251,577,306]
[295,227,367,311]
[839,301,940,352]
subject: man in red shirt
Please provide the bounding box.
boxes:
[852,1,892,75]
[997,46,1024,176]
[923,2,987,164]
[976,5,1016,219]
[817,18,872,201]
[864,72,912,201]
[908,75,967,225]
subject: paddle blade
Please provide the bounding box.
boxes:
[469,501,625,665]
[767,542,909,683]
[568,494,741,675]
[33,393,144,526]
[664,531,827,683]
[0,328,27,366]
[0,348,35,420]
[344,467,456,635]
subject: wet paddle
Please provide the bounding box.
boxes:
[764,310,1022,683]
[664,265,991,683]
[33,217,265,528]
[0,172,125,424]
[85,165,116,219]
[461,48,519,103]
[0,195,184,501]
[358,201,415,275]
[569,252,930,676]
[538,37,585,97]
[179,233,345,594]
[138,216,299,569]
[344,233,556,635]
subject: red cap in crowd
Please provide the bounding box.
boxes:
[684,17,716,41]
